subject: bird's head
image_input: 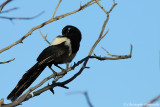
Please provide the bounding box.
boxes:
[62,25,82,43]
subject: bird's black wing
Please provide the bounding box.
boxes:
[37,42,69,65]
[7,43,69,101]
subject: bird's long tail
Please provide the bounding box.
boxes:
[7,62,46,101]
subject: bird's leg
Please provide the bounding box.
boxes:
[48,66,57,77]
[66,63,69,69]
[55,64,67,75]
[55,65,64,70]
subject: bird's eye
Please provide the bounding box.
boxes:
[68,27,71,31]
[66,27,71,33]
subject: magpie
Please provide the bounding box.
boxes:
[7,25,82,101]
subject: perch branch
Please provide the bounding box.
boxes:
[24,44,132,101]
[2,74,56,107]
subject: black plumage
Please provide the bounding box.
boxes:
[7,25,82,101]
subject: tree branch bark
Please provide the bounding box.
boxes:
[0,0,12,13]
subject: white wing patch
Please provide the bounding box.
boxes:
[51,37,67,45]
[51,37,72,56]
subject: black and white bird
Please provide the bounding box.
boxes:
[7,25,82,101]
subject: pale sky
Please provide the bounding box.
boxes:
[0,0,160,107]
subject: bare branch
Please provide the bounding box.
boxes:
[0,0,97,54]
[2,74,56,107]
[0,0,12,13]
[108,1,117,14]
[0,11,44,20]
[0,7,18,14]
[98,16,109,38]
[101,45,132,58]
[143,95,160,107]
[84,92,93,107]
[96,0,117,38]
[66,91,93,107]
[0,58,15,64]
[52,0,62,19]
[90,28,109,56]
[39,29,50,45]
[95,0,107,14]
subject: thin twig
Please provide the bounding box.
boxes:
[98,16,109,38]
[0,11,44,20]
[52,0,62,19]
[0,58,15,64]
[90,29,109,55]
[39,29,50,45]
[101,46,132,58]
[143,95,160,107]
[108,1,117,14]
[0,7,18,14]
[0,0,12,13]
[95,0,107,14]
[101,45,132,59]
[84,92,93,107]
[101,46,116,57]
[66,91,93,107]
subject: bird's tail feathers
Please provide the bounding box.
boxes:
[7,62,46,101]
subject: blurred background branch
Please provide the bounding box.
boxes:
[0,58,15,64]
